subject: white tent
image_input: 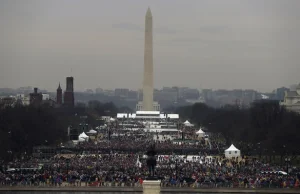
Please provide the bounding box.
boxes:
[184,120,190,124]
[196,128,205,137]
[78,137,86,142]
[79,132,88,138]
[110,118,116,122]
[224,144,241,158]
[88,129,97,134]
[78,132,89,141]
[183,120,194,127]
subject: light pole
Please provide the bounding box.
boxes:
[285,157,291,175]
[66,159,70,174]
[8,131,12,161]
[175,158,178,180]
[282,145,286,166]
[7,150,12,162]
[96,154,99,177]
[123,115,125,130]
[257,142,261,159]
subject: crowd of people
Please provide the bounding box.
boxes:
[1,151,299,188]
[75,127,227,155]
[0,126,299,189]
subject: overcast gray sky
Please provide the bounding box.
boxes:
[0,0,299,92]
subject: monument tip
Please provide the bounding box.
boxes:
[146,7,152,17]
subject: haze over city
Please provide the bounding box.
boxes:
[1,0,300,92]
[1,1,300,192]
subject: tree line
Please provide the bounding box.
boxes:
[1,99,299,162]
[175,100,300,161]
[0,101,126,161]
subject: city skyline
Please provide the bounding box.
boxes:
[0,84,292,94]
[1,0,300,92]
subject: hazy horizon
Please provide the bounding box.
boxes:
[0,84,293,93]
[1,0,300,92]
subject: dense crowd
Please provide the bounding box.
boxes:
[75,128,227,155]
[1,151,299,188]
[0,128,299,189]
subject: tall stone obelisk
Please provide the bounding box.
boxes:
[142,7,154,111]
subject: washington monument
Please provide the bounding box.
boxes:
[142,7,154,111]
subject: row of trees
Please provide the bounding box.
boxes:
[0,101,124,161]
[176,100,300,160]
[0,105,67,161]
[1,99,298,162]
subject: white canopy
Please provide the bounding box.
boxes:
[184,120,194,127]
[78,137,86,142]
[196,128,205,134]
[224,144,241,158]
[225,144,240,151]
[184,120,190,124]
[196,128,205,137]
[88,129,97,134]
[78,132,89,141]
[110,117,115,121]
[79,132,88,138]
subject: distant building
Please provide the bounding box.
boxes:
[243,89,257,105]
[202,89,213,102]
[56,83,62,105]
[186,97,205,104]
[282,83,300,113]
[95,87,103,94]
[178,87,199,100]
[127,90,138,100]
[275,87,290,101]
[16,94,30,105]
[63,77,74,107]
[0,97,16,108]
[29,88,43,106]
[231,89,243,99]
[103,89,115,96]
[137,89,143,101]
[42,94,50,100]
[154,87,178,102]
[42,98,57,107]
[115,88,129,98]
